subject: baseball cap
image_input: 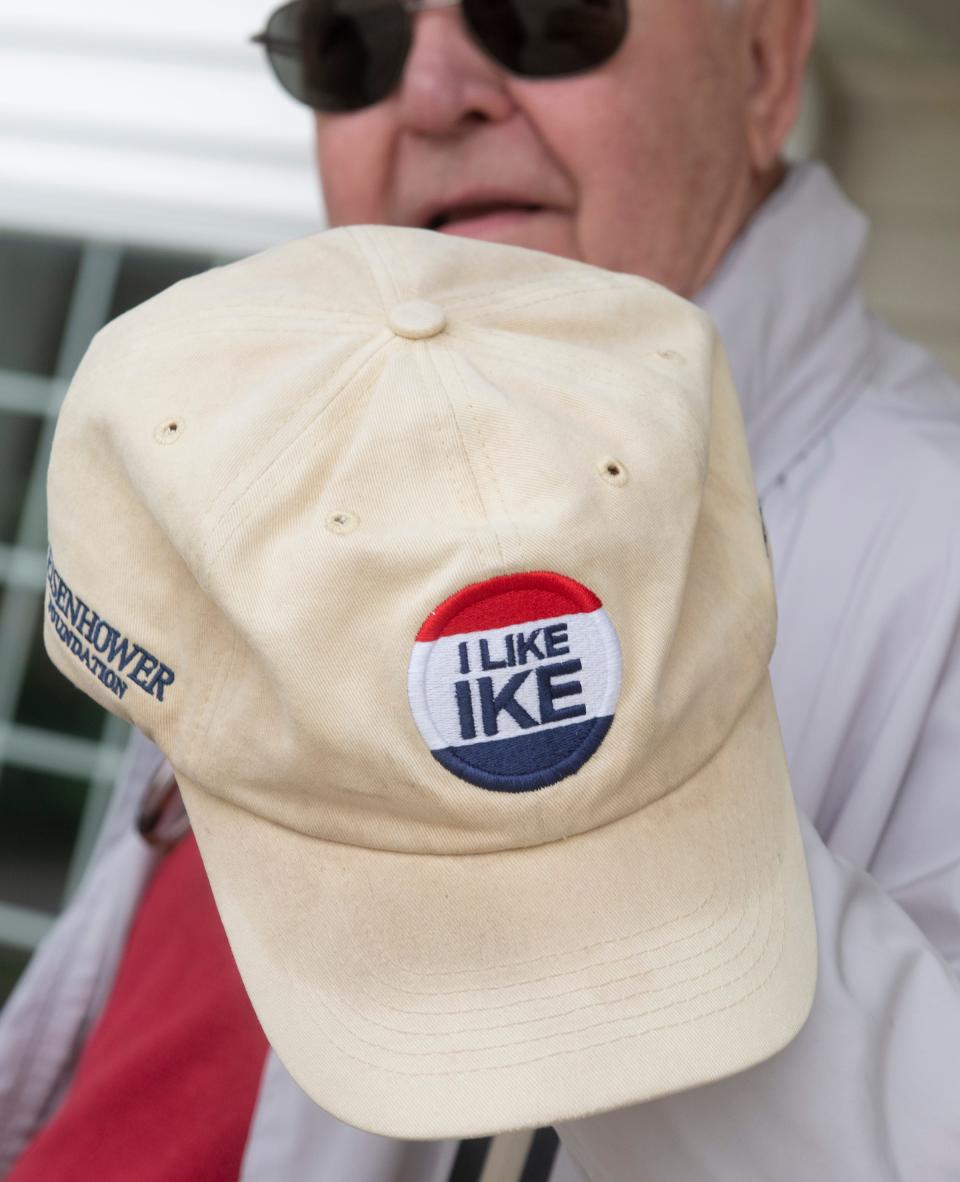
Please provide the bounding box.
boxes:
[43,225,817,1140]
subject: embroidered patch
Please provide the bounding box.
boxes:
[408,572,621,792]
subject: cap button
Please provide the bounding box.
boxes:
[387,299,446,340]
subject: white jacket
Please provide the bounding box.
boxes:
[2,162,959,1181]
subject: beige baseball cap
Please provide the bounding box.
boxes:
[44,225,816,1140]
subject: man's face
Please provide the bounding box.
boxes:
[314,0,775,296]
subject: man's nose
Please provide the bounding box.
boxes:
[394,7,516,134]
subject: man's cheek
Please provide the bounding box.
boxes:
[315,120,392,224]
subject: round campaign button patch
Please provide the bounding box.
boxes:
[408,572,622,792]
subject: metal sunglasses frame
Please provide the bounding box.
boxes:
[251,0,466,57]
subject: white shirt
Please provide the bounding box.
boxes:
[560,161,960,1181]
[1,162,958,1180]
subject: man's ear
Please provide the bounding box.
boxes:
[737,0,817,173]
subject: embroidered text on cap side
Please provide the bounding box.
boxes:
[46,550,175,703]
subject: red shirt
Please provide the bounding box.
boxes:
[9,831,269,1182]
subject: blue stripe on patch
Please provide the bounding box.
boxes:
[432,715,614,793]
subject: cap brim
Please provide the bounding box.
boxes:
[177,677,817,1140]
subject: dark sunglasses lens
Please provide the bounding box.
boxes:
[263,0,411,112]
[464,0,627,77]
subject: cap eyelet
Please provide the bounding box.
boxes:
[154,418,185,445]
[326,510,359,535]
[598,457,628,486]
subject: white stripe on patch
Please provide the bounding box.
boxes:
[408,609,621,752]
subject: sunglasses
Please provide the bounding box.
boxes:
[250,0,629,113]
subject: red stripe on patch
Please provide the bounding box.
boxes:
[416,572,602,642]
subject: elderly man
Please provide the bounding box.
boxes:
[2,0,959,1178]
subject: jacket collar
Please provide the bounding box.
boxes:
[695,162,877,497]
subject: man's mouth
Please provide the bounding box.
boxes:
[423,201,547,239]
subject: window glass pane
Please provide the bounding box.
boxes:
[0,945,31,1008]
[0,233,83,377]
[0,411,44,545]
[16,595,110,740]
[0,766,88,912]
[109,247,212,320]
